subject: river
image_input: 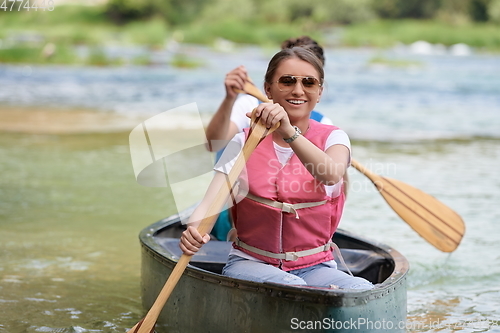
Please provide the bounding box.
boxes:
[0,45,499,332]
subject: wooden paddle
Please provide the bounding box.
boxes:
[127,111,279,333]
[238,78,465,252]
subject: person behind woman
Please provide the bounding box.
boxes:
[180,47,372,289]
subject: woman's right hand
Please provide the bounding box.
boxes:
[179,226,210,256]
[224,65,248,99]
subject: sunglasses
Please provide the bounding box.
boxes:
[276,75,322,94]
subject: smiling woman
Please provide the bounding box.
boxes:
[261,56,324,130]
[179,46,365,290]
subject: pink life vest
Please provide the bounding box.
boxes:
[232,120,346,271]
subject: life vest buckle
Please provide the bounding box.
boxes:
[284,252,299,261]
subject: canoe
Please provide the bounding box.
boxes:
[139,206,409,333]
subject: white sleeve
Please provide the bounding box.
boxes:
[214,132,245,175]
[324,129,351,197]
[230,95,259,132]
[325,129,351,165]
[320,115,333,125]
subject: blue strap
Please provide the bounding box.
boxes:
[310,110,324,122]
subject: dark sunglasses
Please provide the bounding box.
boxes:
[276,75,322,93]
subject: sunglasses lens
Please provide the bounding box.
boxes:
[278,76,297,88]
[302,77,318,89]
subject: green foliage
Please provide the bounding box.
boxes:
[469,0,490,21]
[105,0,206,24]
[180,19,308,46]
[132,54,153,65]
[343,19,500,49]
[170,53,204,68]
[0,46,41,63]
[122,18,168,47]
[368,55,422,67]
[0,44,77,64]
[85,47,122,66]
[318,0,376,24]
[1,0,500,67]
[0,4,106,26]
[370,0,441,19]
[201,0,256,23]
[489,0,500,22]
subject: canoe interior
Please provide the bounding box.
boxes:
[152,212,397,285]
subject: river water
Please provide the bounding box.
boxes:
[0,45,499,332]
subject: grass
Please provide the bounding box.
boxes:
[342,19,500,50]
[178,18,316,47]
[367,55,423,67]
[0,44,77,64]
[0,5,169,65]
[169,53,204,68]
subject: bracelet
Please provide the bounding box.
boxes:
[283,126,302,143]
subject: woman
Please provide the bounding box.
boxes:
[180,47,372,289]
[207,37,336,241]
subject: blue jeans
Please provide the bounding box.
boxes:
[222,255,374,290]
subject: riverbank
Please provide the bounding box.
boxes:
[1,5,500,66]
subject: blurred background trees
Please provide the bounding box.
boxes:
[104,0,500,25]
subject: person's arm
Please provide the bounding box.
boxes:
[290,136,350,186]
[179,171,228,255]
[180,132,245,255]
[254,103,349,185]
[205,66,247,152]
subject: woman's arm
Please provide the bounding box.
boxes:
[253,103,349,186]
[290,137,350,186]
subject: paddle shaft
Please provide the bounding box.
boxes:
[128,115,276,333]
[240,78,465,252]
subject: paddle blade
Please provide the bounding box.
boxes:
[374,176,465,252]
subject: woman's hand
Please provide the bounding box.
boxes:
[224,65,248,100]
[179,226,210,256]
[247,102,295,139]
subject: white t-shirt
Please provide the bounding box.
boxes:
[230,94,333,132]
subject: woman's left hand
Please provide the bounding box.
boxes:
[246,103,295,139]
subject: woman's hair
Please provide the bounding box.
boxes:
[281,36,325,66]
[264,47,324,86]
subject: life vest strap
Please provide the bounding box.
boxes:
[235,238,334,262]
[245,192,327,219]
